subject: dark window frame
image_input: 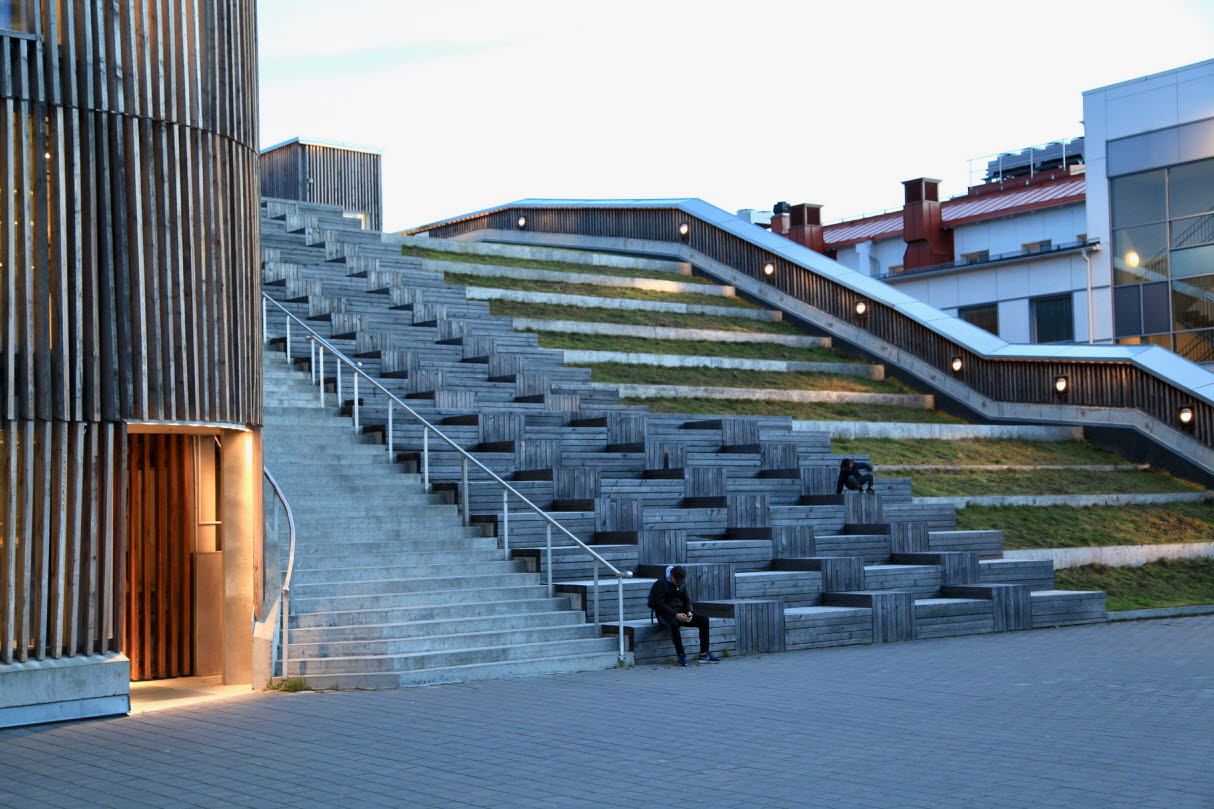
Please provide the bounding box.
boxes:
[1030,293,1074,344]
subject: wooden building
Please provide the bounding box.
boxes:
[261,137,384,230]
[0,0,263,726]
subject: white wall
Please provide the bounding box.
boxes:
[952,205,1087,257]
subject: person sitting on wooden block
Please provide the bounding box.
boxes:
[836,458,876,495]
[647,565,720,666]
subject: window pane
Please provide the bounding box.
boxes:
[1113,286,1141,338]
[958,303,998,335]
[1168,158,1214,219]
[1174,329,1214,363]
[1171,244,1214,279]
[1112,223,1168,284]
[1032,295,1074,343]
[1172,275,1214,331]
[1142,281,1171,334]
[1172,214,1214,249]
[1111,170,1166,228]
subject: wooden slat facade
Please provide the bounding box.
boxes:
[423,205,1214,451]
[261,140,382,231]
[0,1,259,665]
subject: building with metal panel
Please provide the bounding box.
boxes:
[0,0,263,726]
[261,137,384,231]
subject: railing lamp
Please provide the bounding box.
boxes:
[1054,375,1068,395]
[855,301,868,317]
[517,215,527,229]
[678,222,690,239]
[1179,406,1194,427]
[762,262,775,276]
[950,357,963,375]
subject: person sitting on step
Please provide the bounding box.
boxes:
[836,458,876,495]
[647,565,720,666]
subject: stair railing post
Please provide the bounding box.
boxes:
[262,297,267,344]
[545,523,553,597]
[335,358,343,409]
[593,561,600,627]
[280,587,290,679]
[285,319,292,362]
[353,374,360,434]
[460,456,470,527]
[502,489,510,560]
[317,344,325,408]
[386,404,393,459]
[617,577,625,664]
[309,339,316,385]
[423,430,430,490]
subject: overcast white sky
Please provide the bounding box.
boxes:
[258,0,1214,231]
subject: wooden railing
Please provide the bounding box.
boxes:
[406,199,1214,464]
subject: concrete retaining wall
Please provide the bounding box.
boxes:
[387,232,691,274]
[0,652,130,728]
[791,421,1084,441]
[513,318,831,347]
[1005,542,1214,569]
[465,287,780,320]
[920,492,1212,508]
[595,382,932,407]
[426,259,733,295]
[1108,604,1214,621]
[564,350,882,378]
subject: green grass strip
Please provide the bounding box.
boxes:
[624,396,964,423]
[590,363,913,394]
[831,438,1128,467]
[1055,558,1214,611]
[446,273,758,309]
[401,244,713,284]
[487,300,802,334]
[956,502,1214,549]
[897,468,1201,497]
[531,331,857,364]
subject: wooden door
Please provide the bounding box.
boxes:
[124,434,196,681]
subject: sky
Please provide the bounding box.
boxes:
[257,0,1214,231]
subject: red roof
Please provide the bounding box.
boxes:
[822,173,1086,248]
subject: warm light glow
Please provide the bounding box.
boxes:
[762,262,775,276]
[678,222,689,236]
[1180,407,1194,424]
[44,152,51,160]
[1054,376,1068,394]
[855,301,868,316]
[1125,251,1140,268]
[950,357,963,373]
[517,216,527,228]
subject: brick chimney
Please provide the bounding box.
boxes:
[901,178,953,269]
[788,203,827,254]
[769,212,790,236]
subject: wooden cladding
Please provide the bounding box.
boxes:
[429,206,1214,448]
[125,433,194,681]
[1,419,124,664]
[261,141,383,231]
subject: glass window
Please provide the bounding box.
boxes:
[0,0,29,32]
[958,302,999,335]
[1170,244,1214,279]
[1112,223,1168,284]
[1113,286,1141,338]
[1172,214,1214,249]
[1032,294,1074,343]
[1168,158,1214,219]
[1172,275,1214,332]
[1174,329,1214,364]
[1111,169,1166,228]
[1141,282,1171,335]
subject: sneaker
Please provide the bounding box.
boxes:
[677,654,688,667]
[866,488,876,494]
[698,653,721,664]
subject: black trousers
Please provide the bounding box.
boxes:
[845,472,874,491]
[663,613,710,656]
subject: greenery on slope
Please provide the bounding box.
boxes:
[956,502,1214,549]
[1054,559,1214,611]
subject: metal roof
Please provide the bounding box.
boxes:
[409,196,1214,407]
[260,136,384,156]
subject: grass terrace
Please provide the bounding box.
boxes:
[956,502,1214,549]
[1055,558,1214,611]
[832,438,1131,467]
[487,300,803,333]
[901,468,1200,497]
[447,273,759,309]
[401,244,715,284]
[627,397,965,423]
[531,331,854,364]
[590,364,913,394]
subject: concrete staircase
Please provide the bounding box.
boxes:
[263,354,621,688]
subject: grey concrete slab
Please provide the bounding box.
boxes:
[0,617,1210,809]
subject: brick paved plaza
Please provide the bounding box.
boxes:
[1,616,1211,809]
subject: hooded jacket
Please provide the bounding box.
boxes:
[835,460,874,494]
[648,566,692,625]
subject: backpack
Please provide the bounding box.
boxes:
[646,578,666,624]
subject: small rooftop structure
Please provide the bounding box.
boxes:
[261,137,383,230]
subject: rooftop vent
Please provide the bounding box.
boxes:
[984,138,1084,183]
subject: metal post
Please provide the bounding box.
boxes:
[317,346,325,407]
[336,359,343,408]
[280,588,290,679]
[387,405,394,458]
[309,339,316,384]
[460,456,469,527]
[285,319,292,362]
[593,561,600,627]
[423,431,430,490]
[262,298,267,344]
[353,374,360,434]
[617,578,625,663]
[545,523,553,597]
[502,489,510,560]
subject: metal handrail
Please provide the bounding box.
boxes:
[262,292,631,663]
[263,467,298,678]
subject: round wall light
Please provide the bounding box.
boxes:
[950,357,963,374]
[678,222,689,236]
[762,262,775,276]
[1054,375,1069,394]
[517,216,527,229]
[1179,406,1194,425]
[855,301,868,316]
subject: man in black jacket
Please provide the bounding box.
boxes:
[836,458,875,494]
[648,565,720,666]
